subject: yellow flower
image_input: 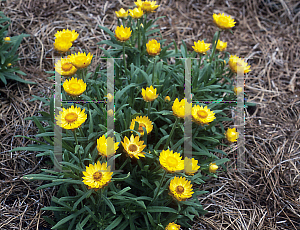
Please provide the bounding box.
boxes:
[129,7,144,19]
[172,98,191,119]
[122,134,146,159]
[69,52,93,69]
[130,116,153,136]
[54,37,72,53]
[115,8,128,18]
[82,162,113,189]
[107,109,114,117]
[159,149,184,173]
[191,105,216,125]
[55,57,77,76]
[165,222,181,230]
[97,135,119,157]
[54,29,79,43]
[106,93,114,102]
[135,0,160,13]
[4,37,10,44]
[225,128,239,143]
[141,85,158,102]
[209,163,218,173]
[213,13,236,30]
[216,39,227,51]
[146,39,161,56]
[55,105,87,130]
[234,86,243,95]
[169,176,193,201]
[7,63,11,67]
[192,40,211,54]
[164,96,171,102]
[115,25,132,42]
[229,55,251,74]
[184,157,200,175]
[63,77,86,97]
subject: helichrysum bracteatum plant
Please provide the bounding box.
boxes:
[0,11,33,86]
[12,2,254,229]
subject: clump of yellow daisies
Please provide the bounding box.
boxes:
[40,5,252,229]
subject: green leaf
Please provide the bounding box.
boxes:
[51,206,86,229]
[72,189,93,211]
[212,158,230,165]
[105,215,123,230]
[102,195,116,214]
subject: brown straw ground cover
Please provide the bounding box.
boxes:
[0,0,299,229]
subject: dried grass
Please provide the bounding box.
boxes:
[0,0,299,229]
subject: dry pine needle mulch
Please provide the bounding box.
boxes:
[0,0,299,229]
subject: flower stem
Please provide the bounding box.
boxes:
[138,19,141,51]
[164,117,179,149]
[73,129,78,146]
[151,170,167,204]
[210,30,221,62]
[123,43,127,72]
[147,101,151,119]
[152,56,156,84]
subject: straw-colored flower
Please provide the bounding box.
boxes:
[229,55,251,74]
[63,77,86,97]
[164,96,171,102]
[234,86,243,95]
[216,39,227,51]
[146,39,161,56]
[184,157,200,175]
[141,85,158,102]
[69,52,93,69]
[213,13,236,30]
[225,128,239,143]
[192,40,211,54]
[172,98,191,119]
[122,134,146,159]
[115,8,128,18]
[107,109,114,117]
[169,176,193,201]
[135,0,159,13]
[191,105,216,125]
[106,93,114,103]
[130,116,153,136]
[55,105,87,130]
[115,25,132,42]
[209,163,218,173]
[4,37,10,44]
[55,57,77,76]
[54,37,72,53]
[54,29,79,43]
[129,7,144,19]
[97,135,119,157]
[165,222,181,230]
[7,63,11,67]
[159,149,184,173]
[82,162,113,189]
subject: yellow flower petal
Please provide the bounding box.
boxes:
[121,134,146,159]
[169,176,193,201]
[213,13,236,30]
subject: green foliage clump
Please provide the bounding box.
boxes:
[0,11,33,85]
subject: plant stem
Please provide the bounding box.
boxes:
[137,19,141,51]
[73,129,78,146]
[151,170,167,204]
[152,56,156,84]
[210,30,221,62]
[164,117,179,149]
[147,101,151,119]
[123,43,127,72]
